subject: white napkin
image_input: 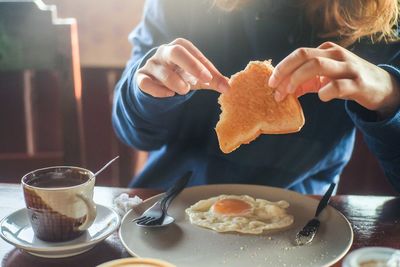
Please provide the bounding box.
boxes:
[113,193,143,217]
[387,250,400,266]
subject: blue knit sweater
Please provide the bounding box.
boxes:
[112,0,400,194]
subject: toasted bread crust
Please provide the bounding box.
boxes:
[216,60,305,153]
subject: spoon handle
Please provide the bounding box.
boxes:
[94,156,119,176]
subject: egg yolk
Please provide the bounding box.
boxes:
[213,199,252,216]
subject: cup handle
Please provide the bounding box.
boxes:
[75,193,97,231]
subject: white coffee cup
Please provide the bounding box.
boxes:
[22,166,97,242]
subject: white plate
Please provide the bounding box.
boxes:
[120,184,353,267]
[0,204,120,258]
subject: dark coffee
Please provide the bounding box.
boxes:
[26,169,90,188]
[28,177,84,188]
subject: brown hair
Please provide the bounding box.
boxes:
[213,0,399,46]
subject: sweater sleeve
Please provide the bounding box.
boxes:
[112,0,195,151]
[345,63,400,192]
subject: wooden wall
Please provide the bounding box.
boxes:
[0,0,147,186]
[43,0,145,67]
[0,68,147,187]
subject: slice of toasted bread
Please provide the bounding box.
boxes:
[215,60,305,153]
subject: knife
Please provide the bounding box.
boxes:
[295,182,336,246]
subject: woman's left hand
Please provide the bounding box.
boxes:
[268,42,400,118]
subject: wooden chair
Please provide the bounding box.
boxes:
[79,67,147,187]
[0,0,85,182]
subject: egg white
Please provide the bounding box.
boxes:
[185,195,294,234]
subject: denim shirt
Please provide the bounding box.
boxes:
[112,0,400,194]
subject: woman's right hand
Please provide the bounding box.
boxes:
[136,38,230,98]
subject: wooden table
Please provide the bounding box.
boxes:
[0,183,399,267]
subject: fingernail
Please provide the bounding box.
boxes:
[269,75,277,88]
[219,82,230,93]
[274,90,282,102]
[200,69,213,82]
[166,91,175,97]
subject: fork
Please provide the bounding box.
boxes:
[295,182,336,246]
[132,171,192,227]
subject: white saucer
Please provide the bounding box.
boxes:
[0,204,120,258]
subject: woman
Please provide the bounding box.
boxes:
[112,0,400,194]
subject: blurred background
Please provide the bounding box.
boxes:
[0,0,397,195]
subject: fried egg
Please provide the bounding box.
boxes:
[185,195,293,234]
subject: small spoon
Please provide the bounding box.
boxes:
[94,156,119,177]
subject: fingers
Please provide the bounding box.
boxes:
[211,75,230,93]
[295,76,331,98]
[269,45,341,88]
[136,72,175,98]
[191,75,230,92]
[318,79,358,102]
[171,38,230,93]
[269,42,348,88]
[161,44,213,82]
[161,42,229,93]
[171,38,220,77]
[274,57,353,101]
[273,75,358,103]
[148,61,190,95]
[317,41,337,49]
[268,42,359,102]
[287,58,349,92]
[138,38,229,98]
[274,75,325,101]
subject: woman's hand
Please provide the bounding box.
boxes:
[137,38,230,98]
[268,42,400,117]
